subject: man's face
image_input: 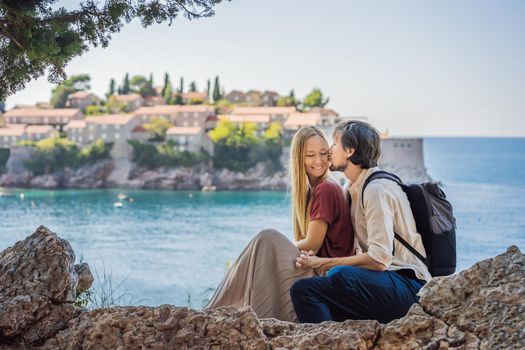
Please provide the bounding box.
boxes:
[329,133,351,172]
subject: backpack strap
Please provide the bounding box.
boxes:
[361,171,402,210]
[361,170,427,265]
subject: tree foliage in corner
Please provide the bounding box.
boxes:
[303,88,329,109]
[0,0,225,101]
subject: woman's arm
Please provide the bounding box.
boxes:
[295,219,328,253]
[296,251,387,273]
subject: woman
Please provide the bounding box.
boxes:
[205,126,354,322]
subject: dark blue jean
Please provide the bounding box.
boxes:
[290,266,425,323]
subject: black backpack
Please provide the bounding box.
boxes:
[362,171,456,277]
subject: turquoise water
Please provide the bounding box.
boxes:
[1,137,524,308]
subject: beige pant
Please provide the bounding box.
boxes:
[204,229,317,322]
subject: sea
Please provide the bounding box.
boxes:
[1,137,524,309]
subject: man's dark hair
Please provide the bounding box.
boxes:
[333,120,381,169]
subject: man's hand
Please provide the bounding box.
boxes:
[296,250,328,271]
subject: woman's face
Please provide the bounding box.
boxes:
[304,135,329,180]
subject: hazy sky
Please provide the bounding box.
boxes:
[5,0,525,136]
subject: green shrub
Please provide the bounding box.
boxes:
[209,121,284,173]
[0,148,10,173]
[23,138,112,175]
[128,140,206,169]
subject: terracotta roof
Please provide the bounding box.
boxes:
[226,90,245,95]
[232,106,296,115]
[135,105,214,115]
[4,108,82,118]
[113,94,143,102]
[206,115,219,122]
[166,127,203,135]
[85,114,136,125]
[284,113,321,128]
[262,90,279,96]
[65,120,87,129]
[228,114,270,123]
[68,91,96,99]
[144,96,166,103]
[182,92,208,99]
[309,107,339,117]
[132,125,147,133]
[25,125,56,134]
[0,124,26,136]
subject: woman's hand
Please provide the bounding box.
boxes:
[296,250,328,270]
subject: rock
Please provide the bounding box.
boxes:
[418,246,525,349]
[41,306,269,350]
[63,160,113,188]
[261,318,380,349]
[0,226,82,345]
[0,228,523,349]
[74,263,94,295]
[29,174,61,188]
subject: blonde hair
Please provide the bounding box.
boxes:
[290,126,330,242]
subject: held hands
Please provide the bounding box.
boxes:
[295,250,328,272]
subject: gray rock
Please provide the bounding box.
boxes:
[0,226,81,345]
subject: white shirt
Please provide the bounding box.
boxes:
[348,167,432,282]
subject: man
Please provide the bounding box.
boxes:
[290,120,431,324]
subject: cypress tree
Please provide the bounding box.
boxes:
[161,73,169,97]
[107,78,115,97]
[212,76,221,102]
[122,73,131,94]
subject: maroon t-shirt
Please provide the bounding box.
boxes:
[310,178,355,258]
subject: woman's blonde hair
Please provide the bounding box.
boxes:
[290,126,330,242]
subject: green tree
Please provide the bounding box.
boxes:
[0,148,9,173]
[277,89,298,107]
[50,73,90,108]
[188,97,204,105]
[107,78,116,97]
[138,73,155,97]
[214,98,233,114]
[178,77,184,94]
[263,122,282,143]
[130,75,147,92]
[161,73,170,97]
[209,119,236,143]
[163,81,173,104]
[212,76,222,102]
[0,1,224,101]
[122,73,131,94]
[189,81,197,92]
[174,93,183,105]
[206,79,211,99]
[85,105,107,116]
[106,95,128,113]
[303,88,329,109]
[144,117,171,141]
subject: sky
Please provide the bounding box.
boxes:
[5,0,525,137]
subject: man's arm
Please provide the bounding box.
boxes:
[296,251,387,272]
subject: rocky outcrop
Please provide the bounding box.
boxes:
[0,227,523,349]
[0,226,93,346]
[0,160,288,190]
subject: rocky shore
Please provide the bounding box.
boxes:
[0,159,429,191]
[0,160,290,191]
[0,226,523,349]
